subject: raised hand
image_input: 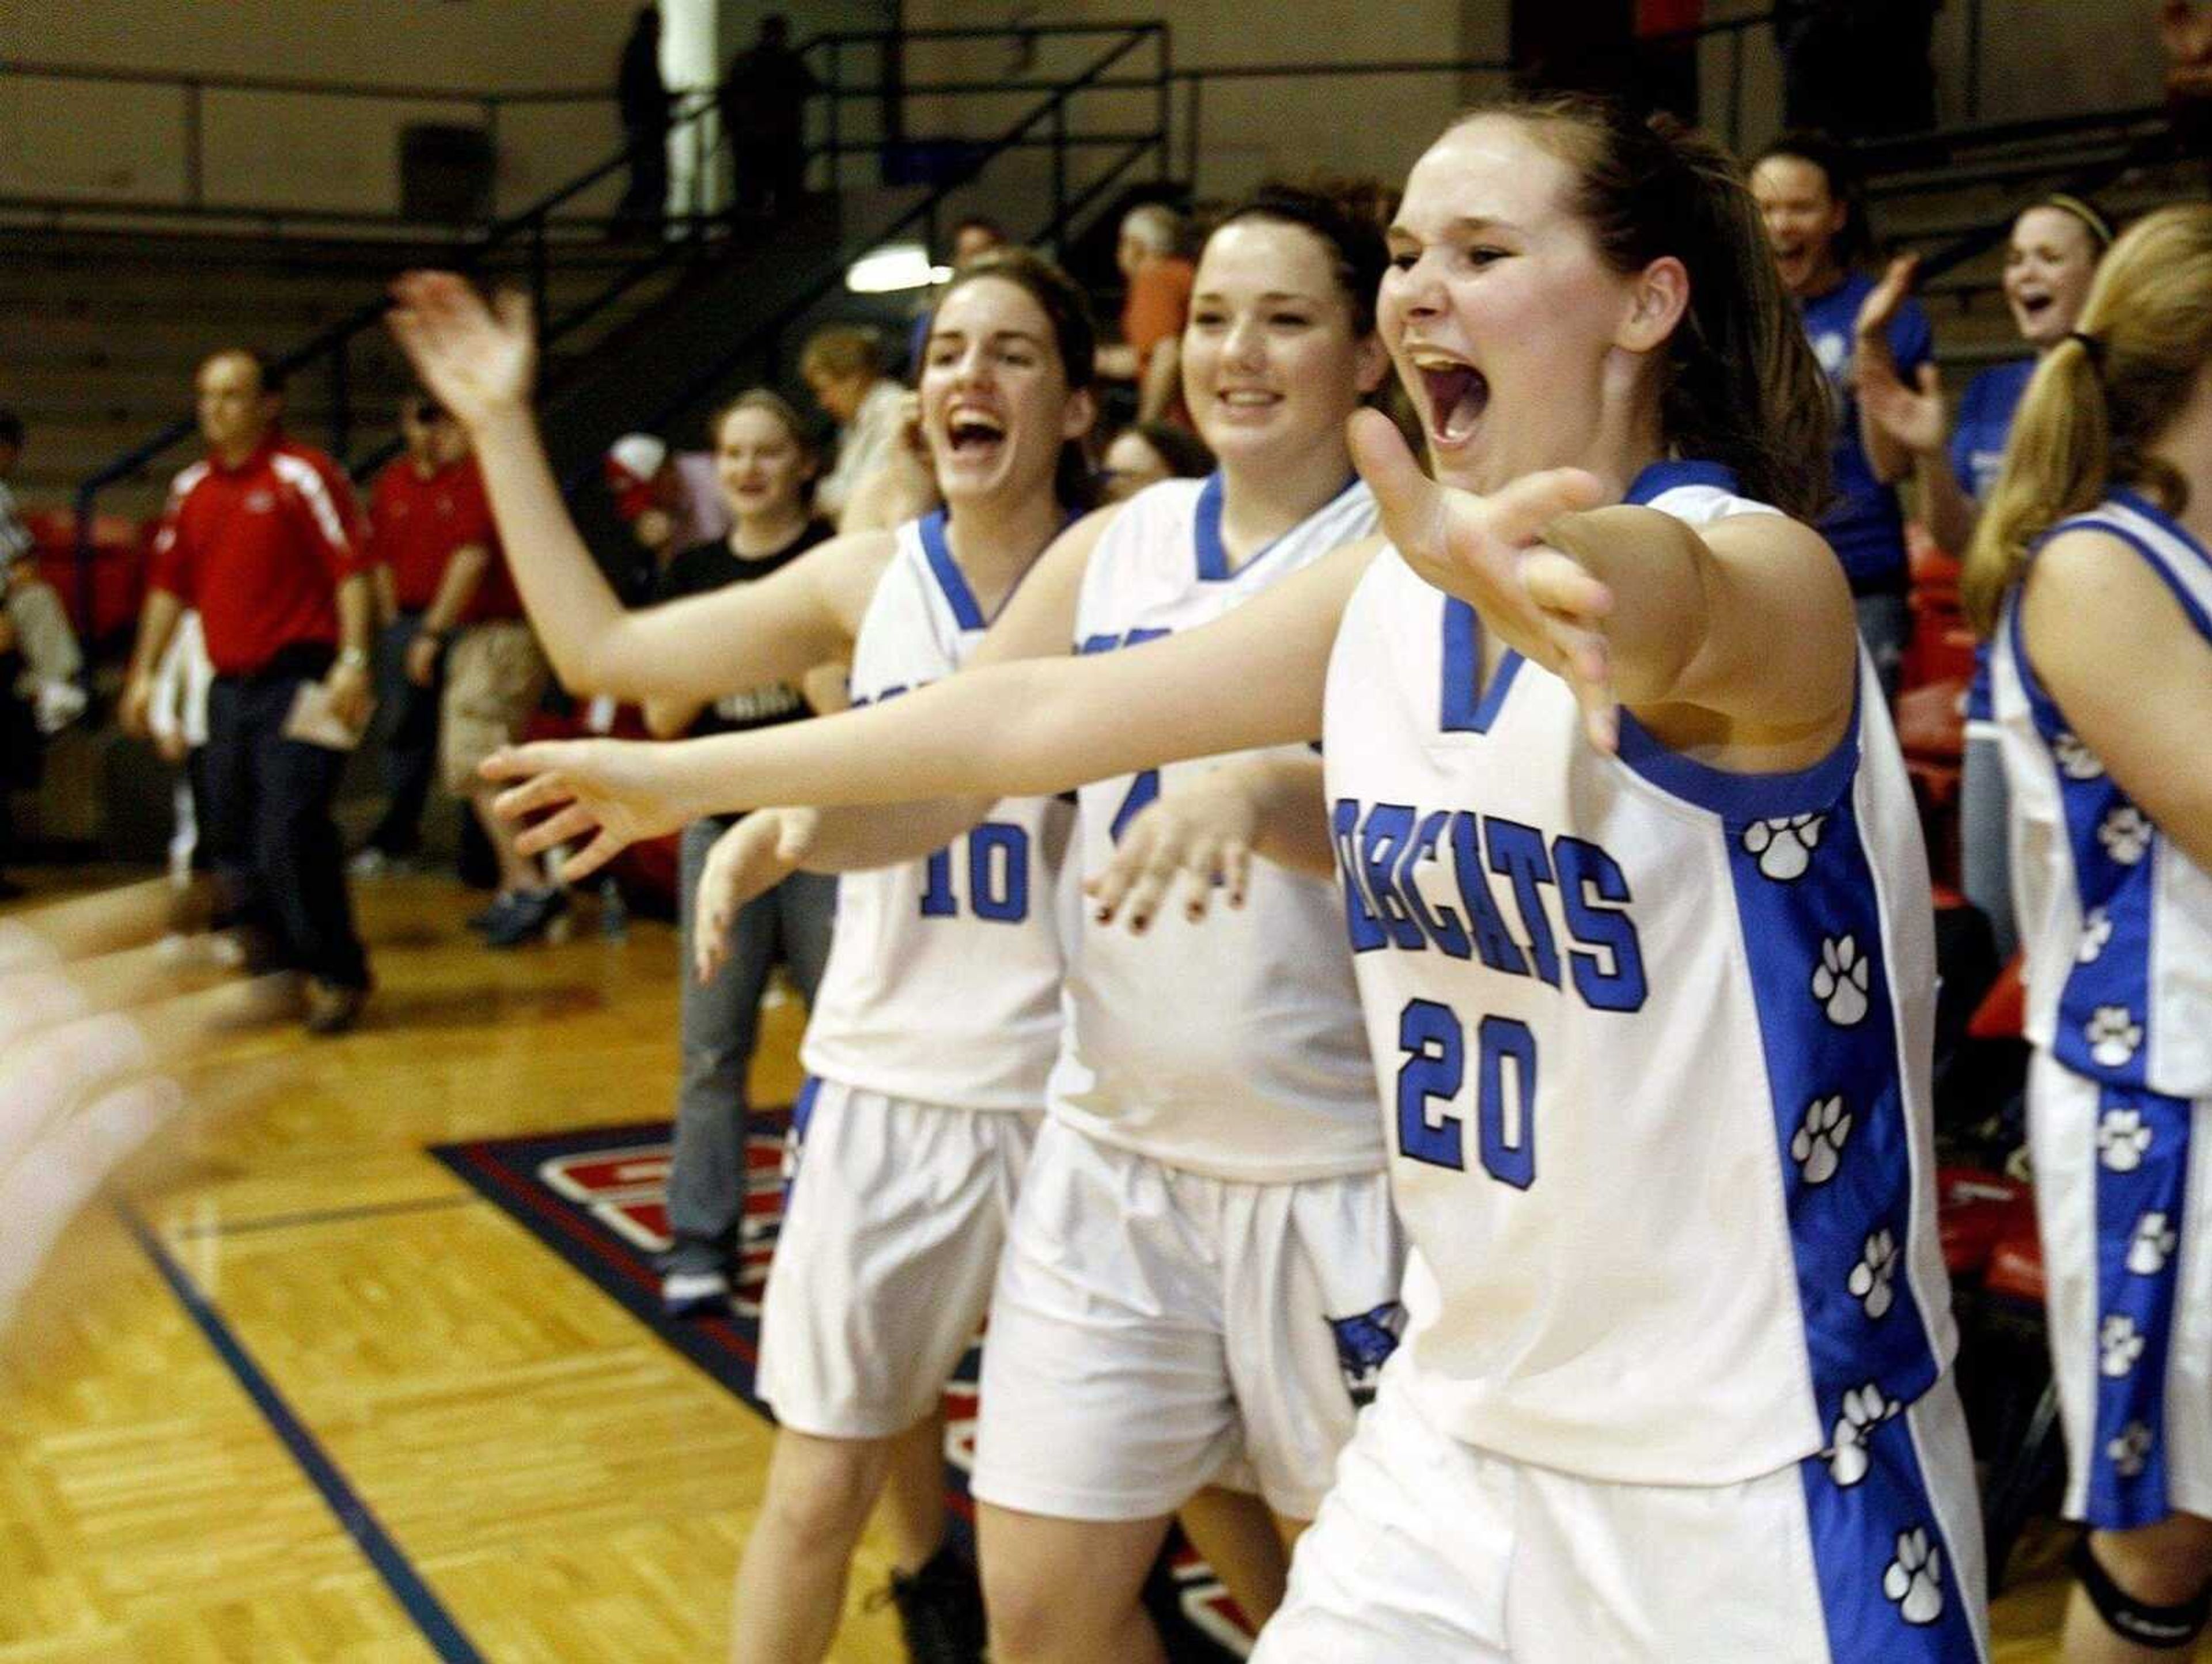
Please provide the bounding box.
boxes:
[694,809,817,984]
[1855,253,1921,351]
[386,272,537,430]
[1857,353,1946,460]
[1085,771,1258,934]
[1348,408,1616,748]
[480,738,698,881]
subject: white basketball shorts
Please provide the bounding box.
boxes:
[969,1117,1404,1523]
[754,1077,1037,1439]
[2028,1049,2212,1531]
[1253,1354,1988,1663]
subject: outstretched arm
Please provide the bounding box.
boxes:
[1086,754,1336,934]
[387,272,885,703]
[1350,410,1858,763]
[483,535,1378,878]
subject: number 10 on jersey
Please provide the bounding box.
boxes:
[1396,1000,1537,1188]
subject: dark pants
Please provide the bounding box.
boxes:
[204,656,370,990]
[1854,590,1911,707]
[616,123,669,226]
[664,814,836,1271]
[366,611,441,856]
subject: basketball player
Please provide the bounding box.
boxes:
[391,249,1096,1664]
[475,97,1987,1661]
[611,184,1410,1664]
[1969,203,2212,1664]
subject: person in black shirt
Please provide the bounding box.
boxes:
[722,13,819,218]
[615,5,671,231]
[647,390,840,1317]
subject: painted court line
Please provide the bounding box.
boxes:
[120,1203,485,1664]
[167,1192,481,1240]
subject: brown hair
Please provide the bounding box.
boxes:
[1486,95,1832,521]
[708,387,819,506]
[1964,204,2212,632]
[929,247,1100,510]
[799,324,886,384]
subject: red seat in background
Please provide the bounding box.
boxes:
[1938,1166,2035,1280]
[24,508,149,647]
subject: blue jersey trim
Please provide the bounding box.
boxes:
[918,510,986,631]
[1624,458,1740,505]
[1614,696,1862,824]
[2085,1076,2192,1530]
[1193,470,1363,583]
[1438,599,1524,734]
[2093,494,2212,640]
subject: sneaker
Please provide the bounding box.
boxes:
[304,979,369,1036]
[482,887,571,949]
[878,1547,987,1664]
[660,1268,732,1318]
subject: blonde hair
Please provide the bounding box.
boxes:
[799,324,885,383]
[1965,204,2212,634]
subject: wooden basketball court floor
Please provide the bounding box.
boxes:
[0,870,2152,1661]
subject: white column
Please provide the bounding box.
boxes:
[661,0,724,217]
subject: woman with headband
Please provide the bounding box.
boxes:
[1858,194,2113,965]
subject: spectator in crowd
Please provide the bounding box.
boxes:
[1752,130,1933,698]
[801,325,904,526]
[119,350,374,1034]
[0,412,86,737]
[1856,194,2112,964]
[1095,202,1194,424]
[403,424,559,949]
[645,389,840,1316]
[606,432,733,574]
[1098,418,1213,503]
[615,4,671,232]
[723,13,819,218]
[354,395,469,874]
[906,215,1010,377]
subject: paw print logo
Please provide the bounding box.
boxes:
[2108,1422,2154,1479]
[2097,805,2154,866]
[2100,1314,2147,1378]
[1743,814,1827,881]
[2085,1006,2144,1070]
[1882,1527,1945,1626]
[2128,1212,2180,1276]
[1812,935,1872,1026]
[2077,907,2114,965]
[2098,1107,2154,1173]
[1847,1229,1898,1320]
[1790,1096,1853,1184]
[1826,1382,1899,1487]
[2053,731,2106,780]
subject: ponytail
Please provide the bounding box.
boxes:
[1964,204,2212,635]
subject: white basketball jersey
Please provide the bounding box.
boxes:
[800,513,1073,1110]
[1046,475,1383,1182]
[1993,490,2212,1098]
[1324,462,1957,1486]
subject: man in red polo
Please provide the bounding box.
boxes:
[122,349,376,1033]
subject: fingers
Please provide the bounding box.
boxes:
[1487,469,1608,550]
[491,772,579,825]
[1084,821,1148,924]
[493,286,534,340]
[1916,362,1942,397]
[1520,547,1613,623]
[1548,619,1618,753]
[0,880,204,974]
[772,809,818,866]
[0,938,228,1051]
[513,802,601,858]
[1175,838,1225,923]
[1347,409,1445,557]
[479,742,569,784]
[558,832,623,884]
[1222,843,1252,910]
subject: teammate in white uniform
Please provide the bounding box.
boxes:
[390,249,1097,1663]
[1969,204,2212,1664]
[484,186,1409,1662]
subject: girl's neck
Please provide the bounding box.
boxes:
[943,485,1065,615]
[729,503,810,557]
[1215,438,1356,573]
[2151,382,2212,550]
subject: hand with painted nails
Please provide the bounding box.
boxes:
[0,881,293,1337]
[1085,770,1259,935]
[480,739,697,883]
[1348,408,1618,749]
[694,808,817,984]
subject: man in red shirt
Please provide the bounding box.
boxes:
[1096,203,1194,425]
[355,394,478,870]
[395,418,556,948]
[121,349,376,1034]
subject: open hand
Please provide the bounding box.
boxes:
[1085,771,1257,934]
[480,738,695,882]
[387,272,538,429]
[694,809,817,984]
[1349,409,1616,749]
